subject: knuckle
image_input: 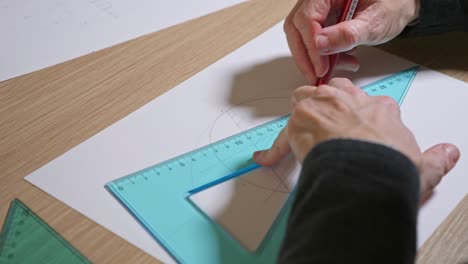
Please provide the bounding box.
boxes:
[292,9,309,30]
[283,19,294,34]
[333,99,349,113]
[293,100,317,122]
[294,100,312,115]
[343,23,360,46]
[292,85,313,103]
[315,85,337,97]
[294,85,315,96]
[292,86,307,105]
[329,77,355,91]
[377,96,398,107]
[366,10,388,44]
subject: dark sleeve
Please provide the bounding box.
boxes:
[400,0,468,37]
[277,139,420,264]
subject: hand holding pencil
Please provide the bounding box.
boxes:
[284,0,421,84]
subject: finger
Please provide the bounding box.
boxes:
[285,16,317,84]
[419,144,460,195]
[316,18,370,55]
[372,96,401,118]
[328,77,366,97]
[253,127,291,167]
[312,83,358,105]
[309,85,353,115]
[291,85,318,107]
[293,0,331,77]
[284,0,316,83]
[311,84,339,99]
[334,54,360,72]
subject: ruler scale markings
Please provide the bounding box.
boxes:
[106,66,419,263]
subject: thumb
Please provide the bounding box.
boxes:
[419,143,460,196]
[315,18,370,55]
[253,128,291,167]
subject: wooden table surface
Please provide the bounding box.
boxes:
[1,0,467,263]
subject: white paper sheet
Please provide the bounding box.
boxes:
[0,0,244,81]
[190,154,300,252]
[25,22,468,263]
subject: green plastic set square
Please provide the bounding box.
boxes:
[0,199,91,264]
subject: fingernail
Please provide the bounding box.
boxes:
[316,35,329,51]
[445,145,460,164]
[342,63,360,72]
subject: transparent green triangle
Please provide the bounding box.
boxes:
[362,66,419,105]
[0,199,91,264]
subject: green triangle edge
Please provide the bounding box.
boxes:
[0,199,91,264]
[362,66,420,105]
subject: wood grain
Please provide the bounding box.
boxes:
[0,1,295,263]
[417,195,468,264]
[0,0,467,263]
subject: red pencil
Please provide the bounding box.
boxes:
[316,0,359,85]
